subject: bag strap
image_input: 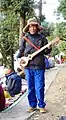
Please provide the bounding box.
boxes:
[23,36,39,50]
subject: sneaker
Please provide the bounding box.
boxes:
[27,107,36,113]
[39,108,47,113]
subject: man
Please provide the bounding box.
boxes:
[17,17,52,113]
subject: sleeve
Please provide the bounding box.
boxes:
[17,38,25,58]
[42,36,52,55]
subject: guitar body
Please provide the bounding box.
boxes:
[19,57,29,67]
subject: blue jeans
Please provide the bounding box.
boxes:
[25,69,46,108]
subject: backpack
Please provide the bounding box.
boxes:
[6,72,22,97]
[59,116,66,120]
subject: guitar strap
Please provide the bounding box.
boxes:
[23,36,39,50]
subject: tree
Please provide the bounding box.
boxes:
[1,1,19,68]
[56,0,66,55]
[58,0,66,19]
[41,21,50,37]
[59,41,66,54]
[51,45,60,58]
[19,0,35,39]
[0,0,35,69]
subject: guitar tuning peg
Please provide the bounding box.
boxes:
[48,44,52,49]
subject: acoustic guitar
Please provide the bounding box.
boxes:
[18,37,60,67]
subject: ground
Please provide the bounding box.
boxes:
[27,63,66,120]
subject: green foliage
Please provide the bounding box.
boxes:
[48,21,66,55]
[20,0,34,14]
[0,9,19,52]
[54,22,66,40]
[59,41,66,54]
[46,0,66,56]
[48,23,55,35]
[58,0,66,19]
[0,0,35,69]
[47,23,55,41]
[41,21,50,37]
[51,45,60,57]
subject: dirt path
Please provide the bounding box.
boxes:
[27,64,66,120]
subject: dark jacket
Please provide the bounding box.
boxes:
[18,32,52,69]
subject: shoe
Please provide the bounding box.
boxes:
[27,107,36,113]
[39,108,47,113]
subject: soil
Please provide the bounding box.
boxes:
[27,63,66,120]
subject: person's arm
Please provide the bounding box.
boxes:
[42,36,52,55]
[17,38,25,58]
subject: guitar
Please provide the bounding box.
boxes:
[18,37,60,67]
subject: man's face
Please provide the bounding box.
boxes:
[29,24,38,34]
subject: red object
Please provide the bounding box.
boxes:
[23,36,39,50]
[61,58,64,63]
[0,85,5,111]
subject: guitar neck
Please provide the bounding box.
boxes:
[31,37,60,58]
